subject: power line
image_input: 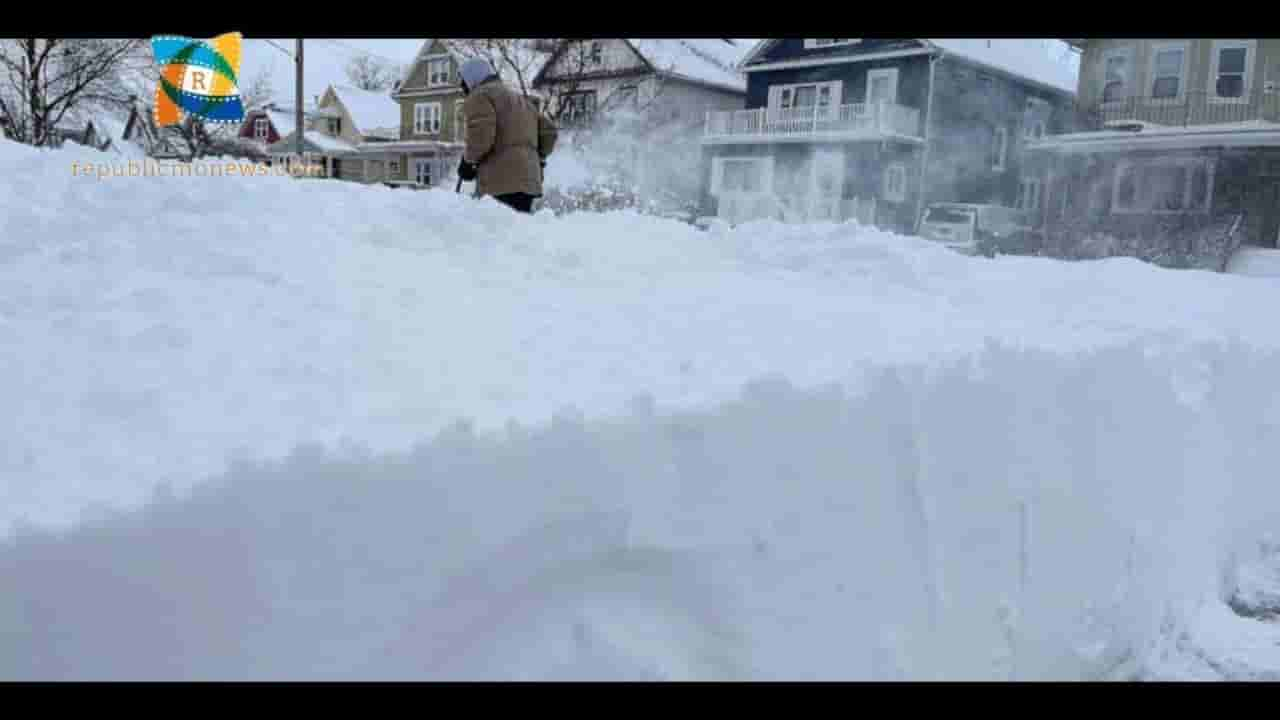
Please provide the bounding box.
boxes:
[261,39,295,60]
[316,38,406,67]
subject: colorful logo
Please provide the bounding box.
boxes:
[151,32,245,127]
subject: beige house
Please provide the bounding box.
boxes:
[369,38,472,188]
[267,84,406,182]
[1026,39,1280,263]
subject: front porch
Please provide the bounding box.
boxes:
[703,142,922,231]
[1023,129,1280,269]
[702,102,924,145]
[354,139,464,189]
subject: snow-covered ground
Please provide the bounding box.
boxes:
[1227,246,1280,278]
[3,138,1280,680]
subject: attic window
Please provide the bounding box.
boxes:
[804,39,860,49]
[427,58,451,87]
[254,117,268,140]
[589,41,603,66]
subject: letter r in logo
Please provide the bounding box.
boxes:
[182,68,212,93]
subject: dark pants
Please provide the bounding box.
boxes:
[493,192,537,214]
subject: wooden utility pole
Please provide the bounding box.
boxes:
[296,39,304,159]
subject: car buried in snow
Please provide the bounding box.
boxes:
[917,203,1039,257]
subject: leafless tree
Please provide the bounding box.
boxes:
[344,53,403,92]
[163,67,275,160]
[0,38,148,146]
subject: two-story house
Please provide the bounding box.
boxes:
[266,84,403,181]
[1027,39,1280,257]
[531,39,752,205]
[699,39,1077,232]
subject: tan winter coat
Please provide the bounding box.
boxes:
[462,79,558,198]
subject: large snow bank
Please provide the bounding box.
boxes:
[3,137,1280,679]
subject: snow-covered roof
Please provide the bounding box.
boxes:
[925,40,1077,96]
[269,130,359,155]
[738,39,1077,96]
[1028,119,1280,153]
[330,85,401,138]
[265,109,298,138]
[627,39,750,94]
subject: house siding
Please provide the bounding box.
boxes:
[744,55,932,112]
[926,56,1074,209]
[755,39,926,65]
[1078,39,1280,123]
[539,39,649,83]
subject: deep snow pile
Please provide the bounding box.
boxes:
[3,138,1280,680]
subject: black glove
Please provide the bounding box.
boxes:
[457,159,477,181]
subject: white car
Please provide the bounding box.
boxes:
[917,203,1038,256]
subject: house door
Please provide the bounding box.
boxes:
[866,68,899,107]
[809,148,845,222]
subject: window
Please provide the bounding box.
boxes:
[804,40,861,49]
[254,117,268,140]
[414,102,441,134]
[713,156,771,194]
[1017,177,1043,211]
[990,126,1008,171]
[414,157,433,186]
[327,117,342,135]
[389,159,400,174]
[1211,40,1255,101]
[427,58,452,87]
[883,162,907,203]
[1150,42,1188,100]
[721,159,760,192]
[589,41,603,66]
[562,91,597,126]
[1100,47,1134,103]
[1112,158,1215,213]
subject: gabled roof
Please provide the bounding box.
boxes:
[740,39,1077,96]
[395,39,465,93]
[533,39,751,95]
[329,84,401,138]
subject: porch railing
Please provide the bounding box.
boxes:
[1059,88,1280,132]
[705,102,921,140]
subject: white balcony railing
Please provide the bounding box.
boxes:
[704,102,922,141]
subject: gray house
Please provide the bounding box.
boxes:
[699,39,1077,232]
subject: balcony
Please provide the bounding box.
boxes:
[1065,89,1280,132]
[703,102,923,144]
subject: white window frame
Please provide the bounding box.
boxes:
[589,41,604,66]
[1099,45,1135,105]
[254,117,268,140]
[426,57,452,88]
[1209,39,1256,103]
[454,100,466,142]
[864,68,899,106]
[1111,157,1216,214]
[413,102,442,135]
[768,81,842,113]
[804,39,862,49]
[710,155,774,195]
[991,126,1008,172]
[883,161,907,203]
[413,156,434,186]
[1017,177,1043,211]
[1148,40,1190,103]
